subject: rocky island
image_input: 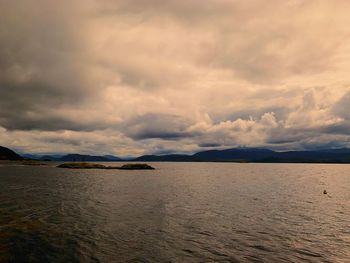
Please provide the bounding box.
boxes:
[57,162,155,170]
[21,160,48,166]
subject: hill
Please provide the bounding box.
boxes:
[133,148,350,163]
[39,154,121,162]
[0,146,23,160]
[11,146,350,163]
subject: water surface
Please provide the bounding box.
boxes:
[1,163,350,262]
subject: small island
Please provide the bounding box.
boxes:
[57,162,155,170]
[21,160,48,166]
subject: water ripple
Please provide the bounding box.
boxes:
[1,163,350,262]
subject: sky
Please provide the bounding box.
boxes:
[1,0,350,156]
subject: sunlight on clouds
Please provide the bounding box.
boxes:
[1,0,350,155]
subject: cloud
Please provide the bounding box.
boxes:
[123,113,193,140]
[0,1,98,130]
[0,0,350,155]
[332,91,350,120]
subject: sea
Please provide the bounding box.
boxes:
[0,162,350,262]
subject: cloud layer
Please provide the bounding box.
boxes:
[1,0,350,156]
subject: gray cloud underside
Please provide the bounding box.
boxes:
[1,0,350,155]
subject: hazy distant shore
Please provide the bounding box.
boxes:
[3,145,350,164]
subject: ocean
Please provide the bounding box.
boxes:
[0,162,349,262]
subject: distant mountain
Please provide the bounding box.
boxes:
[21,153,43,160]
[133,148,350,163]
[191,148,275,162]
[134,154,191,162]
[39,155,63,161]
[14,147,350,163]
[21,153,63,160]
[102,155,121,161]
[260,148,350,163]
[58,154,121,162]
[20,153,121,162]
[0,146,23,160]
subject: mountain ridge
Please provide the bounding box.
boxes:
[0,146,23,160]
[133,147,350,163]
[44,154,121,162]
[3,145,350,163]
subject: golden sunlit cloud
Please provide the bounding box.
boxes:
[1,0,350,155]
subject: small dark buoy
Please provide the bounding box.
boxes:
[323,190,327,195]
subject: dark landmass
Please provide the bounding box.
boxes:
[3,145,350,163]
[39,155,63,161]
[58,162,110,169]
[102,155,122,161]
[133,154,191,162]
[117,163,155,170]
[32,154,121,162]
[59,154,121,162]
[57,162,155,170]
[21,160,48,166]
[0,146,23,160]
[133,148,350,163]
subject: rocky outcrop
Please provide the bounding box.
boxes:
[57,162,155,170]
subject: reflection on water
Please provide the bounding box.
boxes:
[1,163,350,262]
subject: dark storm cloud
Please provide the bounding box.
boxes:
[1,0,350,155]
[0,0,96,131]
[0,113,111,132]
[265,123,350,150]
[42,136,82,146]
[322,122,350,136]
[300,140,349,151]
[123,113,194,140]
[332,91,350,120]
[267,127,316,145]
[198,143,222,148]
